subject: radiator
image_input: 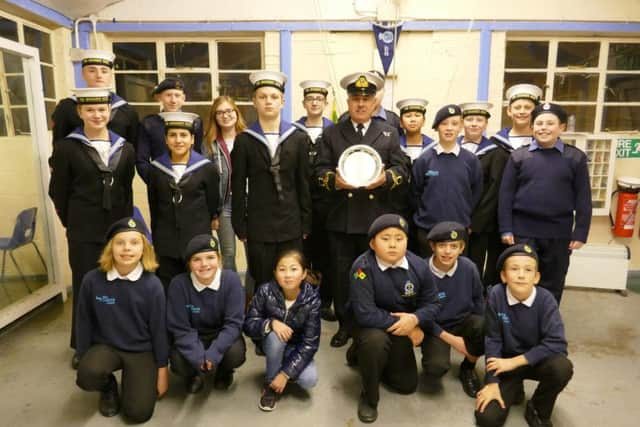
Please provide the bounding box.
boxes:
[565,244,629,292]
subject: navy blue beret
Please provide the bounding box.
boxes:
[152,77,185,95]
[496,243,539,272]
[432,104,462,129]
[368,214,409,240]
[183,234,219,261]
[531,102,568,124]
[106,217,147,241]
[427,221,467,242]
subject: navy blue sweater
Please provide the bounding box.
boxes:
[75,269,169,367]
[484,284,568,383]
[428,256,484,336]
[498,139,592,242]
[411,146,483,230]
[349,250,440,331]
[167,271,245,368]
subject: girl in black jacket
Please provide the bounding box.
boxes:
[244,249,321,412]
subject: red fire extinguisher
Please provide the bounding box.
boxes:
[611,177,640,238]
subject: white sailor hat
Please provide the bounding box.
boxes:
[80,49,115,68]
[505,84,542,105]
[459,101,493,118]
[299,80,331,96]
[396,98,428,115]
[158,111,199,133]
[73,87,111,104]
[249,70,287,92]
[340,72,384,96]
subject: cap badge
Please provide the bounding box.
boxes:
[450,230,458,239]
[448,107,455,114]
[399,218,406,228]
[355,76,369,88]
[543,103,551,110]
[127,219,136,228]
[210,239,216,248]
[175,81,183,90]
[524,244,533,253]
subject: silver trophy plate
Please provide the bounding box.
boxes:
[338,144,383,187]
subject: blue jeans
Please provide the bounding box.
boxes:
[216,202,237,271]
[263,331,317,389]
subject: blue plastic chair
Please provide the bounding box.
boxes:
[0,207,47,298]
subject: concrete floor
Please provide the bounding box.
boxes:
[0,287,639,427]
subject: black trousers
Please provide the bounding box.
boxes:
[170,335,246,378]
[421,314,485,376]
[327,232,369,325]
[468,231,504,289]
[356,328,418,406]
[247,238,303,288]
[157,255,187,293]
[515,237,571,304]
[475,355,573,427]
[68,239,104,349]
[304,209,333,308]
[415,227,434,258]
[76,344,159,424]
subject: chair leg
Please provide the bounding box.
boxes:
[31,242,48,272]
[0,251,10,300]
[9,251,32,293]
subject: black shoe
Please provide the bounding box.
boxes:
[255,344,265,356]
[346,341,358,367]
[514,383,525,405]
[187,375,204,394]
[357,393,378,423]
[258,385,279,412]
[423,374,444,394]
[98,374,120,417]
[214,371,234,390]
[524,400,553,427]
[321,306,337,322]
[459,364,481,398]
[71,353,80,370]
[330,328,350,348]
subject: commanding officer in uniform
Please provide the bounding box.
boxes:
[314,71,410,347]
[493,84,543,150]
[136,77,204,183]
[458,102,511,289]
[51,49,139,155]
[231,70,312,290]
[294,80,337,321]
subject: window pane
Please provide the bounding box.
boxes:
[166,73,211,102]
[165,43,209,68]
[608,43,640,70]
[238,105,257,125]
[130,105,160,120]
[113,42,157,70]
[182,104,211,133]
[45,100,56,130]
[0,109,7,136]
[557,42,599,67]
[0,18,18,42]
[505,41,548,69]
[601,106,640,131]
[218,42,261,70]
[24,26,52,63]
[42,65,55,99]
[562,105,596,133]
[6,75,27,105]
[3,51,23,73]
[115,74,157,102]
[553,73,598,102]
[218,72,254,102]
[503,72,546,99]
[605,74,640,102]
[11,107,30,134]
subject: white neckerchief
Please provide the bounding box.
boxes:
[376,255,409,272]
[306,127,323,142]
[191,268,221,292]
[434,142,461,156]
[264,133,279,158]
[429,256,458,279]
[172,164,187,180]
[506,286,537,307]
[107,263,143,282]
[90,139,111,166]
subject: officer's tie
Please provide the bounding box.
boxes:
[357,123,365,140]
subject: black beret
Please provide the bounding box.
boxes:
[152,77,185,95]
[496,243,539,273]
[183,234,219,261]
[368,214,409,240]
[432,104,462,129]
[105,217,147,241]
[426,221,467,242]
[531,102,568,124]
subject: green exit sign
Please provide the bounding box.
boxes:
[617,139,640,158]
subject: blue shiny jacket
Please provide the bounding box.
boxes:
[244,280,321,380]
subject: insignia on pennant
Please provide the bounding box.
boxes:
[524,244,533,253]
[353,268,367,280]
[448,107,455,114]
[355,76,369,88]
[542,103,551,110]
[210,239,216,248]
[127,219,136,228]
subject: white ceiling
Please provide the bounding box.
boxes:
[37,0,124,19]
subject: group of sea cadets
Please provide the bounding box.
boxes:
[47,49,591,426]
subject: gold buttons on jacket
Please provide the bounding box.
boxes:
[369,194,375,200]
[348,192,353,198]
